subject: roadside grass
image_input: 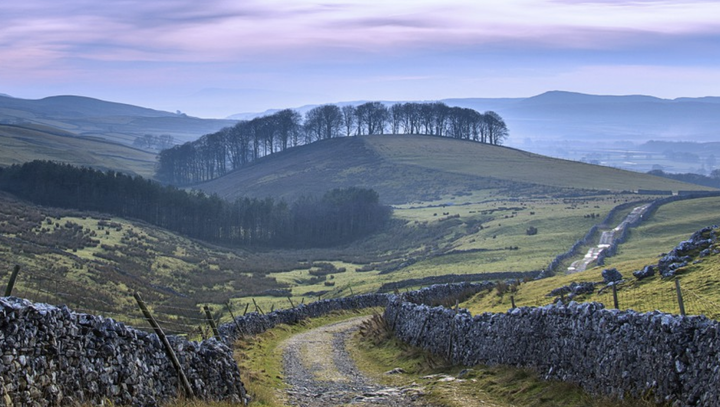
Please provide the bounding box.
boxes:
[350,313,660,407]
[231,309,379,407]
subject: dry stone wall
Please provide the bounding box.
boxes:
[0,286,462,406]
[386,296,720,406]
[0,297,247,406]
[219,293,390,342]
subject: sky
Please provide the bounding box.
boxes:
[2,0,720,118]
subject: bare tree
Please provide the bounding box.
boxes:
[484,111,509,145]
[305,104,343,141]
[341,105,356,137]
[356,102,388,135]
[274,109,302,150]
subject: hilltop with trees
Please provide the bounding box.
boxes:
[156,101,508,185]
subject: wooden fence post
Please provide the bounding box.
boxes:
[203,306,221,339]
[675,279,686,316]
[4,265,20,297]
[510,295,516,309]
[414,315,430,346]
[612,284,619,309]
[225,301,243,338]
[447,312,456,362]
[133,292,194,398]
[252,298,264,315]
[243,303,250,316]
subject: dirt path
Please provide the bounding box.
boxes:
[281,316,433,407]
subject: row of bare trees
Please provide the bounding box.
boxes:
[156,101,508,185]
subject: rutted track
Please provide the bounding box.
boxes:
[281,317,433,407]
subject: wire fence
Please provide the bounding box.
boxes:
[504,279,720,321]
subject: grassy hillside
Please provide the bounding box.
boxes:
[462,197,720,319]
[0,193,306,334]
[197,135,712,205]
[0,124,157,178]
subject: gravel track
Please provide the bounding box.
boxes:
[281,316,434,407]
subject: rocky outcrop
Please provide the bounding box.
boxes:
[601,268,623,283]
[655,226,718,278]
[548,281,597,298]
[632,265,655,280]
[0,297,247,406]
[627,225,718,280]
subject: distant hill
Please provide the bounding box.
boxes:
[445,91,720,144]
[0,94,236,147]
[229,92,720,146]
[0,123,157,178]
[196,135,713,205]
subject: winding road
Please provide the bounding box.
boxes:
[567,203,651,273]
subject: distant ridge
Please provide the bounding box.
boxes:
[0,94,235,147]
[0,94,176,118]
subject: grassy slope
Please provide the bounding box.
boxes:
[0,193,308,334]
[0,124,157,178]
[462,197,720,318]
[198,135,712,205]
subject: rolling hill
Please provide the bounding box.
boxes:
[196,134,714,205]
[0,94,235,147]
[0,123,157,178]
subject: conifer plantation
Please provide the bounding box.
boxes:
[0,161,391,248]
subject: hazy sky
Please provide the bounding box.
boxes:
[2,0,720,118]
